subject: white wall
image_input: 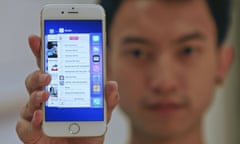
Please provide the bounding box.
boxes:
[0,0,96,143]
[0,0,238,144]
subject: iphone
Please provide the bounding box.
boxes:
[41,4,106,137]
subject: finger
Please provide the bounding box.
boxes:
[16,110,43,144]
[21,90,49,121]
[105,81,120,123]
[25,71,51,95]
[28,35,41,68]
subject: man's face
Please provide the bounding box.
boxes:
[109,0,225,137]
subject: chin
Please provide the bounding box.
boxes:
[133,119,192,138]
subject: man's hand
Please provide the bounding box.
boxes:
[16,35,120,144]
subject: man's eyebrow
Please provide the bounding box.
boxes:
[121,36,153,45]
[176,32,205,43]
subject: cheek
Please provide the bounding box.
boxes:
[184,59,218,113]
[110,59,146,112]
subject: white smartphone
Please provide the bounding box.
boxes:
[41,4,107,137]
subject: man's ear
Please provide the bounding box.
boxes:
[216,44,234,85]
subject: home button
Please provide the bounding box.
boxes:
[69,123,80,134]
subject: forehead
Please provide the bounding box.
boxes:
[111,0,216,43]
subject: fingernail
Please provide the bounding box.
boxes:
[33,110,42,125]
[109,81,118,89]
[109,81,120,99]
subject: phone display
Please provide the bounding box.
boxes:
[41,4,106,137]
[44,20,104,121]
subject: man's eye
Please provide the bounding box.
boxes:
[130,49,144,58]
[181,47,195,55]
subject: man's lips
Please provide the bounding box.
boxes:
[144,102,186,114]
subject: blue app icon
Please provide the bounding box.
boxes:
[92,35,100,43]
[92,98,102,107]
[93,46,100,52]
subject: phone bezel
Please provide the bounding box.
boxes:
[41,4,107,137]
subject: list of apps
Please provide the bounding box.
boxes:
[46,33,91,108]
[91,34,103,107]
[45,31,104,108]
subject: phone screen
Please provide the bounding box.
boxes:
[44,20,104,122]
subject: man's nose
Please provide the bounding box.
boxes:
[148,55,179,95]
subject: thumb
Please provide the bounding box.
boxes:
[16,110,43,143]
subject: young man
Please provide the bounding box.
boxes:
[16,0,233,144]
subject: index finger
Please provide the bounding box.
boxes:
[28,35,41,68]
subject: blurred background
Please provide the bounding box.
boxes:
[0,0,239,143]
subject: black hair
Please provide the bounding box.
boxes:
[99,0,231,45]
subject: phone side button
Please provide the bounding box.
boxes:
[69,123,80,135]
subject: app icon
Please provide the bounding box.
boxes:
[59,28,64,33]
[92,98,102,107]
[92,35,100,43]
[59,75,64,86]
[93,46,100,52]
[59,75,64,80]
[49,86,58,97]
[51,64,58,71]
[93,64,100,72]
[49,29,54,34]
[59,80,64,86]
[93,84,101,93]
[93,74,101,82]
[93,55,100,62]
[47,41,58,58]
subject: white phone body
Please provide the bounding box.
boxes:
[41,4,107,137]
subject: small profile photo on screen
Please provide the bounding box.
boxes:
[47,41,58,58]
[49,86,58,97]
